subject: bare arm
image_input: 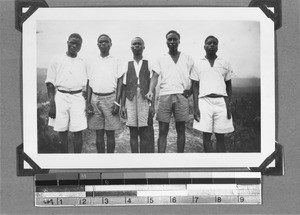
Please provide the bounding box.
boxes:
[46,82,56,119]
[120,79,127,119]
[111,76,123,115]
[225,80,232,102]
[192,80,200,122]
[121,84,126,107]
[225,80,232,119]
[86,80,93,103]
[146,71,159,101]
[115,76,123,104]
[86,80,94,115]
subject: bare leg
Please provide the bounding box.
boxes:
[215,133,226,152]
[175,121,186,153]
[158,122,169,153]
[96,129,105,153]
[73,131,83,153]
[59,131,69,153]
[139,126,148,153]
[106,130,116,153]
[129,127,139,153]
[203,132,213,152]
[146,112,155,153]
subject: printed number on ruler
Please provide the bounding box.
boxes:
[41,198,63,205]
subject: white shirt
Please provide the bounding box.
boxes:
[152,52,194,96]
[123,59,153,85]
[45,53,87,90]
[88,55,125,93]
[190,57,235,98]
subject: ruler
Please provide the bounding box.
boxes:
[35,172,261,206]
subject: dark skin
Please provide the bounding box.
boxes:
[46,36,83,153]
[145,32,191,153]
[85,35,122,153]
[193,37,232,152]
[120,37,155,153]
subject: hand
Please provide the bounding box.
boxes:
[182,89,191,98]
[86,102,94,116]
[226,103,232,119]
[120,106,127,119]
[112,103,120,115]
[149,105,155,118]
[48,101,56,119]
[194,108,200,122]
[145,91,153,101]
[82,90,87,100]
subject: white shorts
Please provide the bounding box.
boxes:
[193,97,234,134]
[48,91,87,132]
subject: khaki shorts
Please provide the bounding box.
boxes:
[88,93,121,131]
[126,88,149,127]
[193,97,234,133]
[49,91,87,132]
[156,94,189,123]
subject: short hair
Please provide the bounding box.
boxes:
[204,35,219,44]
[166,30,180,39]
[68,33,82,42]
[131,37,145,45]
[97,34,112,43]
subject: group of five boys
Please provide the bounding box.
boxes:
[45,30,235,154]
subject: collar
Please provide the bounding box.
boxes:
[133,57,145,63]
[202,56,221,61]
[65,52,78,59]
[99,54,113,59]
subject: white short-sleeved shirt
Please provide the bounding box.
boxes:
[190,57,235,98]
[152,52,194,96]
[123,59,153,85]
[45,53,88,90]
[88,55,125,93]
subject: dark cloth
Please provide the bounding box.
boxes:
[126,60,150,101]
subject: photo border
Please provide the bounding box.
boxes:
[23,6,275,169]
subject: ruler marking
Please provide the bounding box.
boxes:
[35,172,261,206]
[147,178,170,184]
[94,191,137,197]
[36,191,86,198]
[137,190,188,197]
[192,178,213,184]
[169,178,191,184]
[125,178,148,185]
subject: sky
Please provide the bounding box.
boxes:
[35,8,261,78]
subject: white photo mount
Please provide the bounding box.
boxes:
[19,2,281,172]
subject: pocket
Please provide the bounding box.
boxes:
[180,93,188,100]
[159,94,169,102]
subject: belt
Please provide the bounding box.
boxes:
[206,94,225,98]
[57,89,82,94]
[93,91,115,96]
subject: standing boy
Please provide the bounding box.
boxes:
[46,33,87,153]
[121,37,155,153]
[191,35,235,152]
[146,30,194,153]
[86,34,124,153]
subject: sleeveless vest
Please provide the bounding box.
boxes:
[126,60,150,101]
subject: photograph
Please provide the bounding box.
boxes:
[23,7,275,169]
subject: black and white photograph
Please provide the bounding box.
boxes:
[23,7,275,169]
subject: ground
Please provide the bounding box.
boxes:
[80,116,204,153]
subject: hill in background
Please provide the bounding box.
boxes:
[37,68,260,94]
